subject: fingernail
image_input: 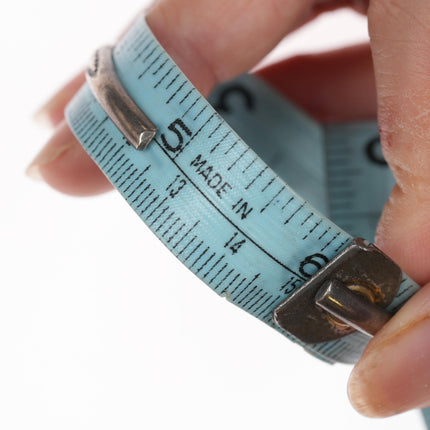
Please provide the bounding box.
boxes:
[33,72,86,127]
[348,316,430,417]
[33,92,66,127]
[26,139,72,181]
[33,106,53,127]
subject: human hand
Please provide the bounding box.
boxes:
[26,0,430,418]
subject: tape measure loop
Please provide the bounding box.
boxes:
[66,15,420,364]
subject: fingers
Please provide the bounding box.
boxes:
[33,1,366,129]
[26,121,113,196]
[30,41,376,196]
[34,71,85,128]
[37,44,376,133]
[256,43,376,122]
[348,281,430,417]
[30,0,312,195]
[30,0,370,196]
[367,0,430,282]
[348,0,430,417]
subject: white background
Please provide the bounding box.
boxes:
[0,1,424,429]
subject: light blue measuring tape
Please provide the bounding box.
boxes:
[65,14,428,421]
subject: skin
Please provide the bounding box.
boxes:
[28,0,430,418]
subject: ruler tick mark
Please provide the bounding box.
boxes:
[237,284,259,305]
[166,80,187,104]
[86,127,106,150]
[302,219,322,240]
[119,168,137,189]
[224,139,239,155]
[253,294,272,315]
[182,96,199,118]
[235,274,260,302]
[162,216,180,238]
[227,147,249,171]
[178,113,216,155]
[243,288,263,309]
[210,130,231,154]
[281,197,294,211]
[230,277,247,297]
[197,252,215,273]
[284,203,305,224]
[141,46,157,66]
[133,39,154,62]
[168,222,185,244]
[141,193,159,214]
[115,164,133,184]
[90,133,109,157]
[132,183,151,204]
[138,51,163,79]
[110,158,129,178]
[106,153,124,175]
[222,273,240,294]
[242,157,257,173]
[178,235,196,257]
[152,58,168,76]
[260,186,284,213]
[136,187,155,209]
[210,263,228,284]
[204,255,225,278]
[149,205,170,229]
[208,121,223,139]
[185,240,203,262]
[179,88,195,105]
[334,238,349,253]
[300,212,314,226]
[317,227,331,241]
[247,292,268,312]
[123,165,150,194]
[81,118,99,141]
[191,246,209,268]
[257,295,281,318]
[193,105,208,122]
[173,220,200,249]
[155,211,175,233]
[126,178,147,200]
[97,140,114,164]
[215,268,234,291]
[101,145,125,171]
[261,177,275,192]
[154,65,174,89]
[147,196,168,220]
[165,73,180,91]
[321,231,341,252]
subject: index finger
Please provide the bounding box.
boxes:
[28,0,364,195]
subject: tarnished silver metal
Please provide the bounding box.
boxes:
[86,46,157,150]
[273,238,402,344]
[315,279,391,338]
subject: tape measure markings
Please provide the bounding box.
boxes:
[71,99,279,320]
[66,16,420,364]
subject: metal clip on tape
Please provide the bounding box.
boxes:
[87,46,158,150]
[273,238,400,343]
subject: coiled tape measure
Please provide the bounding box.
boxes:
[65,13,427,420]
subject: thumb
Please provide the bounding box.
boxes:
[369,0,430,284]
[348,0,430,417]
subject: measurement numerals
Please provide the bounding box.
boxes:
[160,118,191,153]
[224,232,246,255]
[166,175,187,198]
